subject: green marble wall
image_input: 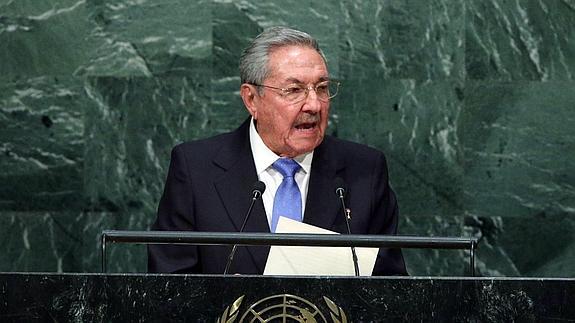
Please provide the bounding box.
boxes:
[1,0,574,276]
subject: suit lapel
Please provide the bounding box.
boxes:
[212,123,345,271]
[213,119,270,273]
[303,137,344,231]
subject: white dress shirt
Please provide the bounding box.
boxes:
[249,118,313,229]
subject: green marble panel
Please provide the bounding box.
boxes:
[0,0,574,277]
[466,0,575,80]
[210,1,259,132]
[0,0,82,15]
[0,77,85,211]
[336,76,465,217]
[0,211,148,273]
[463,215,525,277]
[498,214,575,277]
[79,0,212,77]
[402,214,525,277]
[0,0,97,80]
[461,81,575,218]
[225,0,342,76]
[400,214,470,276]
[83,75,211,213]
[212,2,260,80]
[339,0,465,81]
[78,0,214,212]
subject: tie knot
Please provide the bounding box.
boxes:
[272,158,301,178]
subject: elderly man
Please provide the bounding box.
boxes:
[148,27,407,275]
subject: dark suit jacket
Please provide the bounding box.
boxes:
[148,118,407,275]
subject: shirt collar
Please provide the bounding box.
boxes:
[249,118,313,174]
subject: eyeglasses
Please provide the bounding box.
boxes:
[251,81,340,103]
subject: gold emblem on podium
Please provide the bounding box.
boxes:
[218,294,348,323]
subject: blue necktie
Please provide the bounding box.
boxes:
[271,158,302,232]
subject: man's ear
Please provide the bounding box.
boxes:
[240,84,259,119]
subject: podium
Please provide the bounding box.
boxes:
[0,273,574,321]
[101,230,479,275]
[2,231,570,321]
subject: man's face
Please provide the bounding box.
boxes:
[243,45,330,157]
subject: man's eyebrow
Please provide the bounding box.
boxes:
[284,76,331,84]
[284,77,304,84]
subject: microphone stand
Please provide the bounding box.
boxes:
[336,187,360,277]
[223,185,263,275]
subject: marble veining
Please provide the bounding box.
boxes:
[0,0,574,276]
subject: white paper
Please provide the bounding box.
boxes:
[263,217,379,276]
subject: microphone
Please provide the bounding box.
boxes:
[334,177,360,276]
[223,181,266,275]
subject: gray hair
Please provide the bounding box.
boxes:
[239,26,327,85]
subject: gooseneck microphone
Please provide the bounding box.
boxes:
[334,177,360,276]
[223,181,266,275]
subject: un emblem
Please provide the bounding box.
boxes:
[217,294,348,323]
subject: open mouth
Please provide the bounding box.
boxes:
[295,121,317,130]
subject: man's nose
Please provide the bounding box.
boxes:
[302,88,322,112]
